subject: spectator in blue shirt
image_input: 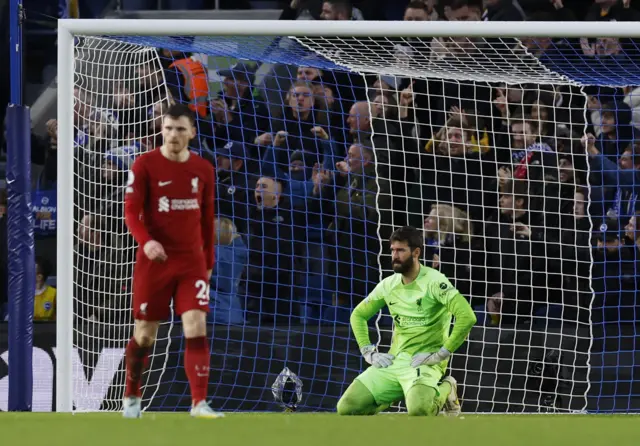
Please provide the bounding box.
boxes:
[261,134,339,322]
[588,100,634,161]
[584,133,640,219]
[592,217,638,323]
[208,217,246,325]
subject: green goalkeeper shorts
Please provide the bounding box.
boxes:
[355,352,445,405]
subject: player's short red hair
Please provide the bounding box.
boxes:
[164,103,196,125]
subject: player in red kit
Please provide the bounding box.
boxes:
[122,104,222,419]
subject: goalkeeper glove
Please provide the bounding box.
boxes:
[361,345,395,368]
[410,347,451,368]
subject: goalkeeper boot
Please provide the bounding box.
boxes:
[190,400,225,419]
[122,396,142,419]
[441,376,461,417]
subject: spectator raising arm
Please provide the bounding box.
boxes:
[279,0,303,20]
[584,133,640,188]
[311,126,344,174]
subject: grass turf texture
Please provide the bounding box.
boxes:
[1,413,639,446]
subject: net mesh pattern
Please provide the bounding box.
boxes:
[64,33,640,413]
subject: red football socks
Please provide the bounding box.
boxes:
[124,337,150,398]
[185,336,210,406]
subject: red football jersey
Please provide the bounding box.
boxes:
[124,148,216,270]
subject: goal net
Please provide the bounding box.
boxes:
[58,20,640,413]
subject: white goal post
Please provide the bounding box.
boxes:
[56,18,640,414]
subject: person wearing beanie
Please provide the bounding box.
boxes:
[103,143,139,177]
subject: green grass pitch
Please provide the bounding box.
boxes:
[2,413,639,446]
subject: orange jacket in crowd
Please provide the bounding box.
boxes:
[169,58,210,118]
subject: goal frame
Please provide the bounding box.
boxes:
[56,18,640,413]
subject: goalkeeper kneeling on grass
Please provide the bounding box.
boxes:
[337,226,477,417]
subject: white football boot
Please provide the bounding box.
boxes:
[122,396,142,419]
[190,400,225,419]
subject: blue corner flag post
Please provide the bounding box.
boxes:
[7,0,35,412]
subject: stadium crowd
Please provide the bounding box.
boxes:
[1,0,640,330]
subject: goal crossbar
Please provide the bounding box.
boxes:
[58,19,640,38]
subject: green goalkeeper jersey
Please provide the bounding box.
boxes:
[350,265,476,356]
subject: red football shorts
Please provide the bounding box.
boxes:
[132,252,210,321]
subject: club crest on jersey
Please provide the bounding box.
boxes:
[192,177,199,193]
[415,298,427,313]
[158,196,170,212]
